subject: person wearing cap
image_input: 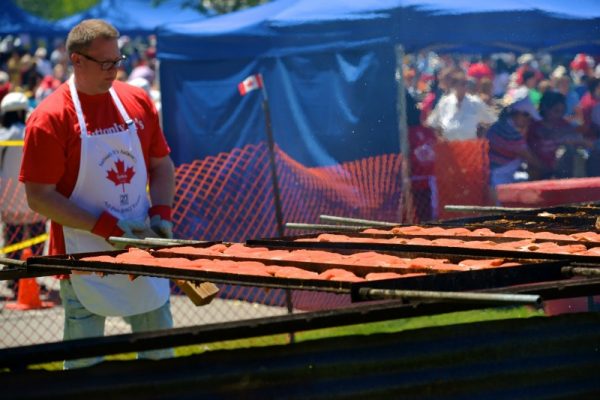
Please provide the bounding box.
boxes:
[0,92,45,268]
[486,88,545,201]
[1,92,29,185]
[1,92,29,297]
[0,71,11,104]
[0,91,28,141]
[19,19,176,369]
[426,68,497,141]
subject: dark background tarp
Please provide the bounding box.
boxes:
[54,0,208,37]
[157,0,600,167]
[1,0,63,36]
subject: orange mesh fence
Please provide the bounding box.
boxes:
[434,139,490,220]
[172,142,406,241]
[0,177,47,258]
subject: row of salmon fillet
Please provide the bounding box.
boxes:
[299,234,600,256]
[359,226,600,242]
[80,244,521,283]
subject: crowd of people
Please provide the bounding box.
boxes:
[0,33,160,114]
[403,52,600,203]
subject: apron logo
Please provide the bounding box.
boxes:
[106,159,135,192]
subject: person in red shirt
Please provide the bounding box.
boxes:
[20,19,176,369]
[576,77,600,140]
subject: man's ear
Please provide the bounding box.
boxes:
[69,52,80,66]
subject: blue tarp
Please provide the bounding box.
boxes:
[157,0,600,166]
[54,0,207,36]
[1,0,62,36]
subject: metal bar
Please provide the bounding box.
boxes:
[142,237,212,245]
[26,260,353,294]
[285,222,366,231]
[108,236,208,247]
[562,266,600,277]
[395,44,414,224]
[0,267,67,280]
[319,215,399,227]
[0,257,25,267]
[444,205,537,213]
[359,288,540,305]
[261,97,284,238]
[0,298,525,370]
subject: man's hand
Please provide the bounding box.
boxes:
[91,211,153,248]
[117,219,149,238]
[149,205,173,239]
[150,215,173,239]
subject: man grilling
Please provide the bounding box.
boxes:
[19,19,176,369]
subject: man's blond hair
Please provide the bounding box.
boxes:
[66,19,119,55]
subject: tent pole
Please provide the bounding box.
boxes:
[259,76,293,342]
[260,96,285,238]
[395,45,414,223]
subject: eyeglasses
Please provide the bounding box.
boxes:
[78,53,126,71]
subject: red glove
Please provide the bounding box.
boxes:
[91,211,124,239]
[91,211,148,248]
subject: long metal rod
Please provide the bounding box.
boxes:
[0,257,26,267]
[444,205,537,213]
[142,237,211,245]
[108,236,208,247]
[262,97,284,238]
[562,266,600,277]
[395,44,413,224]
[359,288,540,305]
[319,215,399,227]
[285,223,366,231]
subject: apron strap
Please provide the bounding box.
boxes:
[68,76,88,138]
[109,87,135,131]
[69,77,137,144]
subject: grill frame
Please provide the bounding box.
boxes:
[24,243,572,297]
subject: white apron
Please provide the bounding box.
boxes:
[64,77,169,317]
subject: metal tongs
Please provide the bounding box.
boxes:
[108,236,210,248]
[285,215,399,231]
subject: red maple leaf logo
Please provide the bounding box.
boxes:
[106,159,135,192]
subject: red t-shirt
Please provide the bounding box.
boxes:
[20,80,170,255]
[578,92,599,139]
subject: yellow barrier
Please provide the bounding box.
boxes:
[0,233,48,255]
[0,140,24,147]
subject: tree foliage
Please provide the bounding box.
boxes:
[15,0,100,21]
[154,0,270,15]
[17,0,268,20]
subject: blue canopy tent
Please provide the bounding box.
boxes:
[1,0,63,36]
[157,0,600,167]
[54,0,208,36]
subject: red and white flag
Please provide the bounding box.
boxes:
[238,73,263,96]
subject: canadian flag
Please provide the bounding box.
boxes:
[238,74,263,96]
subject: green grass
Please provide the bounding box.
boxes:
[176,305,544,356]
[25,305,544,370]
